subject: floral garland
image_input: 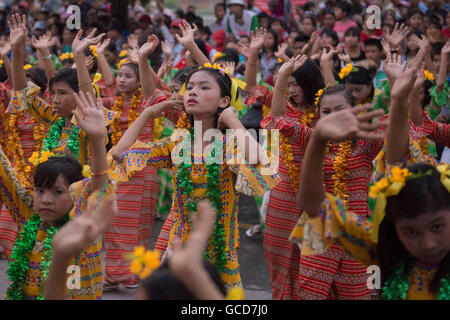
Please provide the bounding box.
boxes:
[6,214,70,300]
[176,116,227,273]
[111,88,143,146]
[326,140,352,207]
[382,260,450,300]
[33,117,80,162]
[280,107,317,192]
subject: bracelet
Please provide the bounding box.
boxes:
[390,49,399,54]
[42,54,52,60]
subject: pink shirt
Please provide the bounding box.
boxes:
[333,20,358,44]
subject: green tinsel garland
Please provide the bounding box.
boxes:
[177,129,227,273]
[6,214,70,300]
[381,260,450,300]
[41,117,80,160]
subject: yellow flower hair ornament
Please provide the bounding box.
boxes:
[89,45,98,58]
[23,64,32,70]
[128,246,160,279]
[424,70,434,82]
[116,58,128,70]
[59,52,74,62]
[212,51,224,62]
[0,59,3,68]
[338,63,356,79]
[369,166,443,243]
[119,50,128,58]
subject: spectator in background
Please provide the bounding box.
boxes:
[226,0,258,41]
[210,2,227,35]
[270,18,289,44]
[300,15,317,37]
[257,12,270,29]
[333,0,358,44]
[360,9,383,43]
[363,38,386,90]
[246,0,261,15]
[343,26,366,62]
[106,21,125,52]
[406,8,425,32]
[319,8,336,32]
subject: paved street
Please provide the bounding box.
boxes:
[0,194,272,300]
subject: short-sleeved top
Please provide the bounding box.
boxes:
[227,10,258,40]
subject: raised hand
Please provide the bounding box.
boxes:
[147,99,184,118]
[232,42,250,59]
[441,41,450,55]
[249,27,266,51]
[161,39,172,57]
[301,31,319,55]
[410,34,431,54]
[385,22,409,48]
[223,61,236,78]
[274,42,288,58]
[72,91,106,139]
[383,53,407,83]
[31,31,54,50]
[8,13,28,48]
[321,45,338,65]
[86,55,94,71]
[175,19,197,48]
[95,38,111,55]
[413,63,425,90]
[292,54,308,72]
[390,63,419,100]
[52,195,117,259]
[72,28,105,56]
[315,104,386,142]
[138,34,159,58]
[157,59,173,78]
[381,37,391,59]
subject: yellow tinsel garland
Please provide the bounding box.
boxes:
[111,88,143,145]
[153,117,164,140]
[328,140,352,207]
[2,106,46,190]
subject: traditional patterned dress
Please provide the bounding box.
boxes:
[0,81,46,259]
[100,89,170,285]
[249,84,318,300]
[109,127,279,290]
[262,108,407,299]
[0,145,116,299]
[290,192,445,300]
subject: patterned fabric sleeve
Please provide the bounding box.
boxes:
[419,111,450,148]
[244,84,273,108]
[108,131,180,181]
[157,75,171,93]
[0,80,12,105]
[224,132,280,196]
[7,81,57,127]
[68,177,116,300]
[261,108,312,145]
[0,145,33,229]
[289,192,377,267]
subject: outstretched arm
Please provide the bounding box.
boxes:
[176,20,210,66]
[297,105,385,214]
[138,34,159,100]
[270,55,307,117]
[95,38,115,87]
[72,29,105,99]
[45,195,117,300]
[244,28,265,94]
[31,31,56,83]
[8,13,28,90]
[436,41,450,94]
[112,99,183,160]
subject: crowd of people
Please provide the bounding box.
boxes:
[0,0,448,300]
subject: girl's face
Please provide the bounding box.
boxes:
[287,75,304,106]
[334,7,343,20]
[323,13,336,29]
[184,71,230,117]
[264,32,275,50]
[383,14,395,27]
[320,34,335,48]
[288,31,299,48]
[117,65,140,94]
[271,21,282,33]
[33,175,73,226]
[51,82,77,117]
[104,50,118,65]
[171,80,184,100]
[301,18,315,36]
[344,34,359,47]
[319,93,352,118]
[238,36,250,47]
[409,13,423,30]
[406,36,419,51]
[345,83,371,105]
[395,209,450,264]
[215,5,225,20]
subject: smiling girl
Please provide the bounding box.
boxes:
[109,64,279,292]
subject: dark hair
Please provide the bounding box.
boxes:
[422,80,433,108]
[379,163,450,293]
[345,66,375,101]
[142,260,227,299]
[344,26,361,39]
[303,15,317,27]
[185,67,233,128]
[263,29,279,56]
[295,34,310,43]
[25,67,48,94]
[105,42,118,55]
[215,2,225,11]
[172,66,196,85]
[34,155,83,189]
[317,84,354,109]
[336,0,352,16]
[49,68,79,93]
[363,38,382,51]
[407,8,424,21]
[140,26,164,72]
[215,48,240,65]
[194,38,209,60]
[292,60,325,107]
[321,28,339,46]
[257,12,270,20]
[425,12,442,30]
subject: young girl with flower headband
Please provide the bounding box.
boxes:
[109,64,279,292]
[0,91,116,300]
[292,104,450,299]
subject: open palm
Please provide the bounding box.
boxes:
[72,28,105,56]
[31,31,53,50]
[73,91,106,139]
[138,34,159,58]
[8,13,28,48]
